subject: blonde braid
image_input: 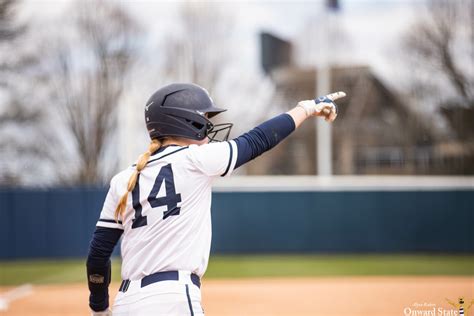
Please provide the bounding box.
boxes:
[114,138,162,222]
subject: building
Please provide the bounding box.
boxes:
[245,32,461,175]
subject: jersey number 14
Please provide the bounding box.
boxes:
[131,164,182,229]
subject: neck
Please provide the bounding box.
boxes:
[161,137,208,147]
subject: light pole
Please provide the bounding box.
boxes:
[315,0,339,176]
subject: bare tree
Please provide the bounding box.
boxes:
[0,0,54,186]
[403,0,473,103]
[42,0,140,185]
[158,1,274,140]
[0,0,24,42]
[161,2,235,100]
[402,0,474,173]
[1,0,141,186]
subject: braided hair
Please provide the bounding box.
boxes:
[114,138,162,222]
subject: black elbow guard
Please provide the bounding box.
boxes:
[87,259,111,312]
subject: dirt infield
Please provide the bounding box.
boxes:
[1,277,472,316]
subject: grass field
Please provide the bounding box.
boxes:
[0,254,472,286]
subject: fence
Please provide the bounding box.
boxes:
[1,177,473,259]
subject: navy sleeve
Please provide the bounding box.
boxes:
[233,113,296,169]
[86,227,123,312]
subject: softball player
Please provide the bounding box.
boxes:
[86,83,345,315]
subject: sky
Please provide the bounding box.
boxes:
[21,0,424,82]
[126,0,422,80]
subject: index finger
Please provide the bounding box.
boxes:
[326,91,346,101]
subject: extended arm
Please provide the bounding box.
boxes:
[87,227,123,314]
[233,92,345,169]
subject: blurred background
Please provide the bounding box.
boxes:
[0,0,472,315]
[0,0,473,184]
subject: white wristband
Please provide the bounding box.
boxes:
[297,100,318,116]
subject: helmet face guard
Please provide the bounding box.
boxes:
[207,123,233,142]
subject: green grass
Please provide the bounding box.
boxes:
[0,255,472,286]
[0,259,123,286]
[206,254,474,278]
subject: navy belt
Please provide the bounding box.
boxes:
[119,271,201,293]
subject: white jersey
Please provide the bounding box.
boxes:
[96,141,238,280]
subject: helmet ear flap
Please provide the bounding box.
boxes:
[190,120,205,130]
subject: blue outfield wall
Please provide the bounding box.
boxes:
[211,191,473,253]
[0,188,109,259]
[0,188,473,259]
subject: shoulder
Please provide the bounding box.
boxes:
[186,141,233,161]
[187,141,235,153]
[186,141,238,177]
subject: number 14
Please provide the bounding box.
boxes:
[131,164,182,229]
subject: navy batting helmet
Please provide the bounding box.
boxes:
[145,83,232,141]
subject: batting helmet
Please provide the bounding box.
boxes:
[145,83,232,141]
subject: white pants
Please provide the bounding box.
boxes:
[112,272,204,316]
